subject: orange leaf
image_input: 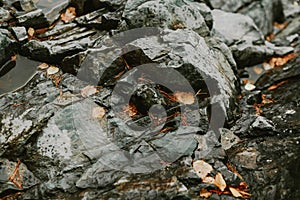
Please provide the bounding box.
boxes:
[61,7,76,23]
[193,160,213,179]
[214,173,226,191]
[267,80,288,91]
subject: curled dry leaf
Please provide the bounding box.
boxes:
[200,188,212,199]
[47,66,59,75]
[81,85,99,97]
[214,173,226,192]
[61,7,76,23]
[193,160,213,179]
[92,107,106,119]
[229,187,242,198]
[174,91,195,105]
[38,63,49,69]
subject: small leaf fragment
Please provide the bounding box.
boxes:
[27,27,34,37]
[174,91,195,105]
[214,173,226,191]
[38,63,49,69]
[193,160,213,179]
[202,176,215,184]
[229,187,242,198]
[81,85,98,97]
[61,7,76,23]
[200,188,212,199]
[47,66,59,75]
[244,83,256,91]
[92,107,105,119]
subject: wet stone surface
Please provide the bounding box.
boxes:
[0,0,299,199]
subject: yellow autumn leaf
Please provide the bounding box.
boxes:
[174,91,195,105]
[193,160,213,179]
[214,173,226,191]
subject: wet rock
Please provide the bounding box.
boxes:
[0,7,11,23]
[220,128,240,150]
[21,26,100,63]
[211,9,293,67]
[208,0,285,36]
[16,9,48,29]
[239,0,285,35]
[75,8,121,30]
[11,26,27,42]
[20,0,36,12]
[0,158,40,194]
[231,115,276,138]
[281,0,300,18]
[35,0,69,25]
[123,0,211,36]
[227,134,300,199]
[0,29,13,67]
[0,55,40,95]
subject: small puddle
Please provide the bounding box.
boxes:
[0,55,40,95]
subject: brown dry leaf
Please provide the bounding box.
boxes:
[61,7,76,23]
[27,27,34,38]
[11,55,17,61]
[200,188,212,199]
[38,63,49,69]
[81,85,99,97]
[214,173,226,191]
[174,91,195,105]
[92,107,106,119]
[122,103,138,117]
[193,160,213,179]
[267,80,288,91]
[229,187,243,198]
[238,190,252,198]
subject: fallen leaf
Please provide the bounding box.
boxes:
[193,160,213,179]
[122,103,138,117]
[266,33,275,41]
[81,85,98,97]
[267,53,297,68]
[27,27,34,38]
[267,80,288,91]
[229,187,242,198]
[253,66,263,74]
[11,55,17,61]
[47,66,59,75]
[261,94,275,104]
[92,107,105,119]
[202,176,215,184]
[273,21,288,29]
[174,91,195,104]
[38,63,49,69]
[214,173,226,191]
[200,188,212,199]
[61,7,76,23]
[244,83,256,91]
